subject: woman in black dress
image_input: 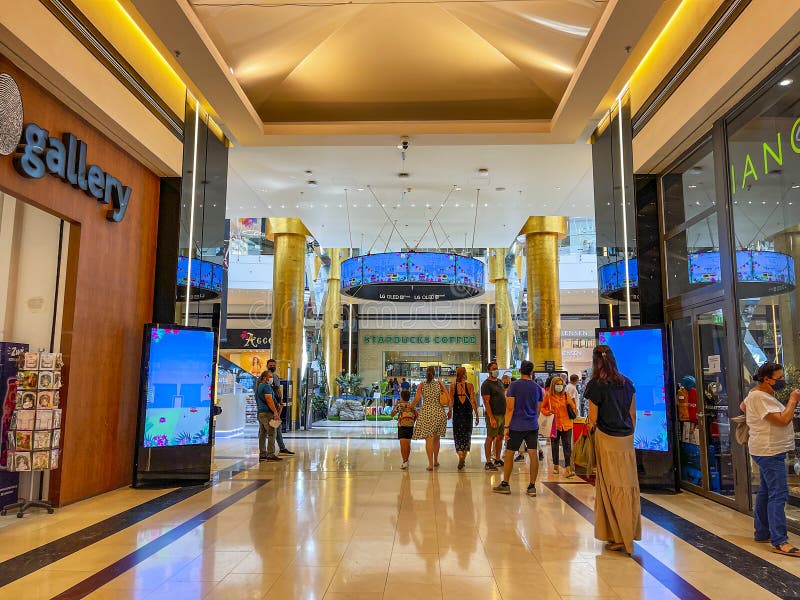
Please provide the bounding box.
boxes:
[449,367,479,470]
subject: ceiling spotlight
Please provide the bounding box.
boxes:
[454,185,462,191]
[484,203,488,207]
[305,170,313,177]
[554,186,561,190]
[478,168,489,177]
[495,187,506,192]
[454,203,459,207]
[268,205,272,209]
[779,78,794,87]
[357,187,365,192]
[308,180,318,187]
[398,172,410,179]
[792,184,800,189]
[688,184,697,189]
[397,136,410,151]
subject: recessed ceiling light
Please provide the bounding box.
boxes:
[454,186,462,191]
[688,184,697,189]
[454,203,459,207]
[367,204,372,208]
[478,168,489,177]
[411,203,416,207]
[281,204,285,208]
[554,186,561,190]
[324,204,328,208]
[268,205,272,209]
[338,204,343,208]
[495,187,506,192]
[357,187,365,192]
[792,184,800,189]
[353,204,358,208]
[305,170,312,177]
[398,172,410,179]
[425,203,431,208]
[239,206,243,209]
[779,78,793,87]
[308,180,318,187]
[295,204,299,208]
[483,203,488,207]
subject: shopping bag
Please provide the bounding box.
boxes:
[538,412,554,439]
[573,431,595,472]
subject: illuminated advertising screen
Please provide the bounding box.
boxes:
[341,256,363,287]
[598,258,638,294]
[363,252,408,283]
[177,256,224,293]
[455,256,484,287]
[141,327,215,447]
[688,253,722,284]
[689,251,795,286]
[597,327,669,452]
[409,252,455,283]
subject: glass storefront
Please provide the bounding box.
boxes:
[726,58,800,528]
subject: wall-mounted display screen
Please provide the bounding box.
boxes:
[141,326,215,447]
[409,252,455,283]
[597,326,669,453]
[363,252,408,283]
[688,251,795,285]
[598,258,639,294]
[177,256,224,293]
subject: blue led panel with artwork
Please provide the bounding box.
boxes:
[363,252,408,283]
[341,256,363,287]
[409,252,455,282]
[176,256,224,293]
[455,256,484,287]
[598,258,639,294]
[597,327,669,452]
[141,327,215,447]
[688,251,795,285]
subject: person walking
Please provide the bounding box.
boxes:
[449,367,479,470]
[584,345,641,554]
[741,362,800,557]
[391,389,418,470]
[266,359,294,456]
[255,370,281,462]
[411,366,449,471]
[541,376,577,477]
[481,362,506,471]
[566,374,580,410]
[493,360,542,497]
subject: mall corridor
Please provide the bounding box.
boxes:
[0,434,799,599]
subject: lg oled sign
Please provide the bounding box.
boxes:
[0,72,132,222]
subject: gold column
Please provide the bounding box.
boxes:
[267,218,311,428]
[520,216,567,369]
[489,248,513,370]
[323,248,347,398]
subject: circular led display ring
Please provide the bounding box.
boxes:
[0,73,24,156]
[341,251,485,302]
[598,251,795,301]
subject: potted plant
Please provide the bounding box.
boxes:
[335,373,363,400]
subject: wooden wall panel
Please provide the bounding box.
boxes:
[0,55,160,506]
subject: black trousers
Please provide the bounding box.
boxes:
[552,429,572,467]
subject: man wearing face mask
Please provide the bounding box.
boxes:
[481,362,506,471]
[266,359,294,456]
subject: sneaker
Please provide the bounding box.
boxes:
[526,483,537,497]
[259,454,268,461]
[493,481,511,495]
[514,454,525,462]
[401,461,409,470]
[494,459,505,467]
[265,455,282,462]
[279,448,295,455]
[485,462,498,471]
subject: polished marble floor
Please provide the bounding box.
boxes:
[1,431,800,599]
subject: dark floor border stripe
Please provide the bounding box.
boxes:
[543,482,710,600]
[51,479,270,600]
[640,496,800,599]
[0,458,255,587]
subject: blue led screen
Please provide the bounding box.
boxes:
[177,256,224,293]
[598,258,639,294]
[341,252,484,289]
[409,253,455,283]
[688,251,795,285]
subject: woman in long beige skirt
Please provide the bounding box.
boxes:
[584,345,642,554]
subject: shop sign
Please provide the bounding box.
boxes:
[13,123,132,222]
[730,122,800,194]
[222,329,271,349]
[561,329,592,338]
[363,334,477,345]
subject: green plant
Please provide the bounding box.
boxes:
[775,363,800,404]
[335,373,363,396]
[312,393,328,413]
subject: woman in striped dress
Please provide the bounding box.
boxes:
[411,366,450,471]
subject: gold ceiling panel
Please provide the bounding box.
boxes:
[192,0,602,123]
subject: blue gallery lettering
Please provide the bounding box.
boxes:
[13,123,132,222]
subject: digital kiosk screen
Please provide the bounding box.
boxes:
[597,327,669,452]
[141,326,215,447]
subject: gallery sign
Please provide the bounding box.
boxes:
[0,72,131,222]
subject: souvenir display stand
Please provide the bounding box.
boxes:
[1,351,62,517]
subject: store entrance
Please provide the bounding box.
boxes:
[669,303,749,510]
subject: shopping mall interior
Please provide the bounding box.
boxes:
[1,0,800,598]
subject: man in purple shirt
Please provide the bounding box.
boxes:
[493,360,542,497]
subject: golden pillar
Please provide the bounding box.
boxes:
[489,248,514,370]
[323,248,347,398]
[520,216,567,369]
[267,217,311,428]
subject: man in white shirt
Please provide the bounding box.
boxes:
[566,374,580,412]
[741,362,799,556]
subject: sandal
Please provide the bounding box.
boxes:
[605,542,625,552]
[426,466,434,471]
[771,543,800,557]
[458,459,465,470]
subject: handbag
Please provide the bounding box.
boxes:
[573,430,595,472]
[439,381,450,406]
[566,401,577,421]
[731,414,749,445]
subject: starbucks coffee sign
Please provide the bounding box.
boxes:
[363,334,477,345]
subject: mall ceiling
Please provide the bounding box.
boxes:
[130,0,666,144]
[226,142,593,247]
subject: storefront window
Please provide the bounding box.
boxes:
[662,143,721,298]
[727,60,800,528]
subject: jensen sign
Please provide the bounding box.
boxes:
[13,123,132,222]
